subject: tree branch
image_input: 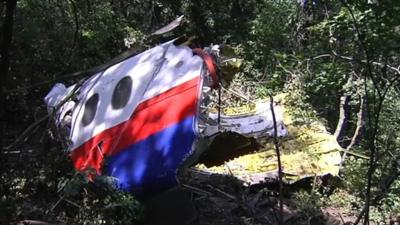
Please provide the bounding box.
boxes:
[308,53,400,76]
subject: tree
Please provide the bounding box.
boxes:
[0,0,17,170]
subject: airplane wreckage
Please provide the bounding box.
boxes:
[44,37,342,198]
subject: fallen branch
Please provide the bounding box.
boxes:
[15,220,54,225]
[182,184,212,196]
[50,196,64,211]
[206,184,237,201]
[338,149,369,160]
[63,198,81,208]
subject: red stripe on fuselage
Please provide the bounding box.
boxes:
[71,76,200,173]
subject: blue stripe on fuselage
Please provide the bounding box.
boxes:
[106,116,196,197]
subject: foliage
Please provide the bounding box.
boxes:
[59,175,142,225]
[0,135,142,224]
[2,0,400,224]
[293,189,323,218]
[248,0,400,223]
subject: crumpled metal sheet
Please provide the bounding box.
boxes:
[204,102,287,138]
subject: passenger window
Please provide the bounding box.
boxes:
[112,76,132,109]
[82,93,99,126]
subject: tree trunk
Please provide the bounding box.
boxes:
[0,0,18,168]
[334,95,349,141]
[334,74,354,142]
[339,95,364,170]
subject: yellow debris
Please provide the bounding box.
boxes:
[197,93,342,183]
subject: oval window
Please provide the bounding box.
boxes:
[82,93,99,126]
[112,76,132,109]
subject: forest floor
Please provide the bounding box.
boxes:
[142,167,359,225]
[181,169,355,225]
